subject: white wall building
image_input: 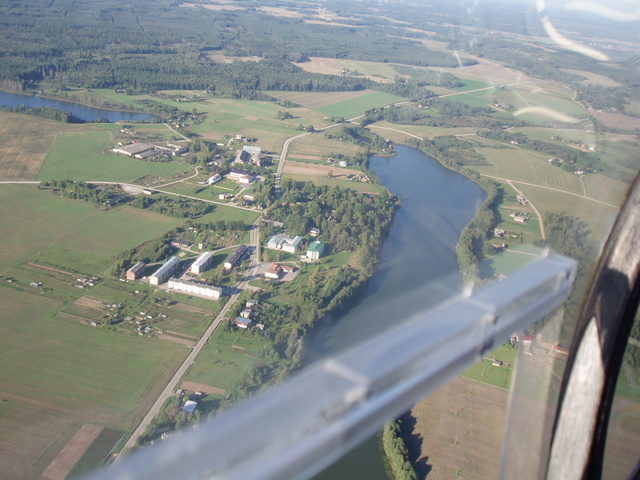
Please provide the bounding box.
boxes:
[267,235,303,253]
[150,257,180,285]
[191,251,213,274]
[168,278,222,299]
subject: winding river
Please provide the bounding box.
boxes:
[311,144,486,479]
[0,91,160,123]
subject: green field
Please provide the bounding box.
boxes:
[461,344,517,389]
[0,288,188,479]
[0,185,181,275]
[283,173,386,194]
[37,128,188,182]
[317,91,406,118]
[182,328,273,394]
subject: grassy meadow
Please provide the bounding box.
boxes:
[37,128,188,182]
[0,185,181,275]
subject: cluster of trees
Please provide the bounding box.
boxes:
[42,179,124,205]
[392,65,463,89]
[1,105,83,123]
[324,123,389,150]
[409,136,488,169]
[266,179,398,275]
[112,235,175,277]
[382,419,418,480]
[360,100,497,129]
[535,213,596,345]
[130,195,212,218]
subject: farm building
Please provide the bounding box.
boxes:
[267,235,303,253]
[224,244,247,270]
[227,171,255,184]
[191,251,213,274]
[112,143,153,157]
[150,257,180,285]
[171,239,193,249]
[112,142,186,159]
[126,261,146,280]
[168,278,222,299]
[207,174,222,185]
[306,241,325,260]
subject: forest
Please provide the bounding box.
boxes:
[0,0,473,97]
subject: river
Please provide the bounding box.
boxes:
[311,144,486,479]
[0,90,160,123]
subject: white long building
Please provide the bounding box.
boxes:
[168,278,222,299]
[191,251,213,274]
[150,257,180,285]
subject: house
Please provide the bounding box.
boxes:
[190,251,213,274]
[306,241,325,260]
[150,257,180,285]
[227,171,255,184]
[244,193,255,201]
[240,309,252,319]
[267,235,303,253]
[235,317,252,329]
[246,299,258,308]
[309,227,321,237]
[126,261,146,280]
[219,193,230,200]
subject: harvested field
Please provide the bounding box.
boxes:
[159,333,197,347]
[409,376,508,479]
[0,112,76,180]
[73,296,105,311]
[173,303,211,315]
[42,424,103,480]
[283,161,363,178]
[589,111,640,131]
[180,381,226,396]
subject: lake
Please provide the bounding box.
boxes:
[0,90,160,123]
[311,144,486,479]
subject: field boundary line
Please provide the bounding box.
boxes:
[481,174,619,209]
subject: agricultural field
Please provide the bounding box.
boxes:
[409,375,509,480]
[0,287,188,480]
[267,90,406,119]
[37,129,189,182]
[461,344,517,389]
[293,57,399,83]
[0,111,84,181]
[0,185,180,275]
